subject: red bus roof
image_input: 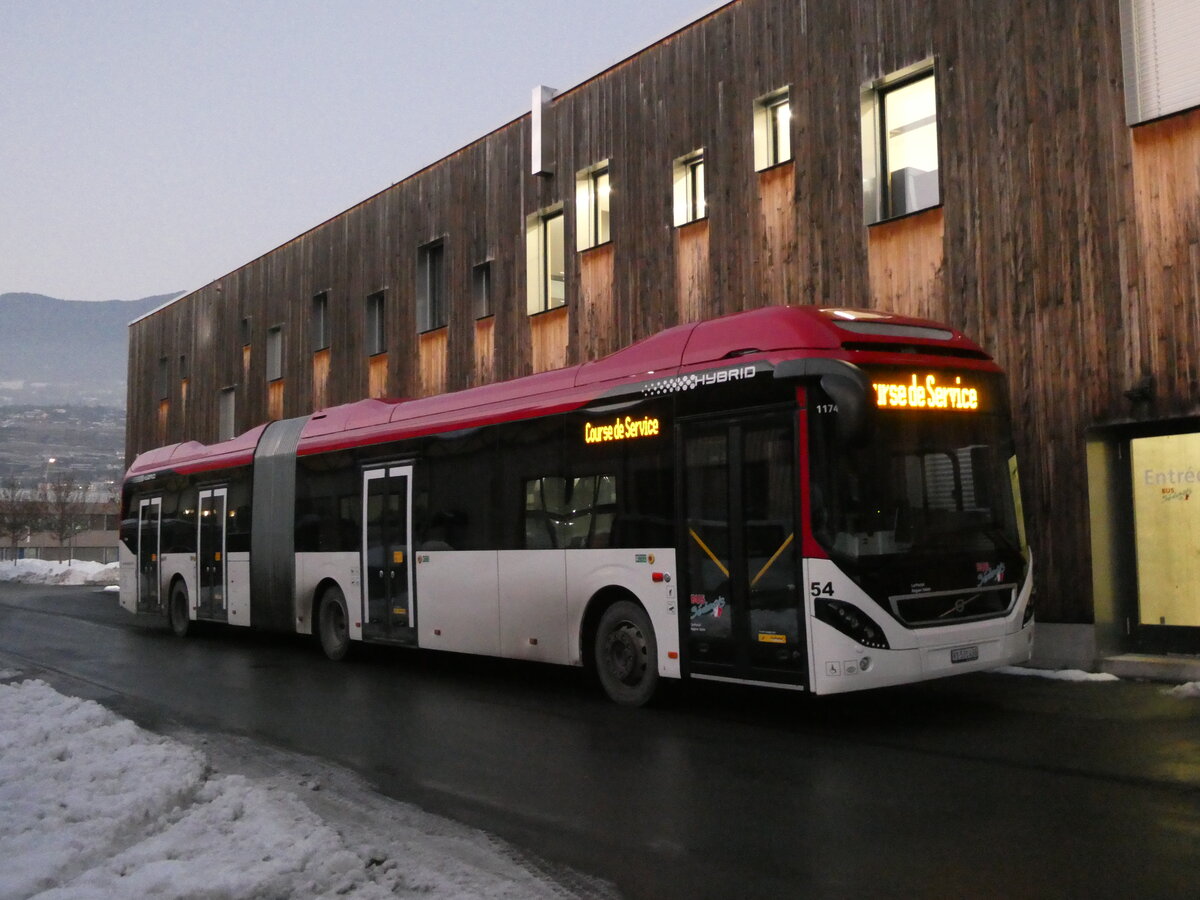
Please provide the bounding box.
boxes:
[126,306,993,477]
[126,424,268,479]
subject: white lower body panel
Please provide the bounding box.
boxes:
[408,547,680,677]
[118,543,136,613]
[415,551,501,656]
[227,552,250,627]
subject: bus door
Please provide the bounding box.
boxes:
[137,497,162,614]
[680,412,806,686]
[361,465,416,644]
[197,487,228,621]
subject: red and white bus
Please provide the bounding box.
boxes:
[120,306,1033,705]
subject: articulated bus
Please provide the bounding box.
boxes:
[120,306,1033,705]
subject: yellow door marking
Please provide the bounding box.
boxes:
[751,533,794,587]
[688,528,729,578]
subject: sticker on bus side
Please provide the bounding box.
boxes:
[642,364,760,398]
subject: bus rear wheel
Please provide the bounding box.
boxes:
[594,600,658,707]
[318,586,350,661]
[168,582,190,638]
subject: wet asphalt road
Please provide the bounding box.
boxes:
[1,583,1198,899]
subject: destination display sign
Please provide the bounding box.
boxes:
[871,372,982,412]
[584,414,662,444]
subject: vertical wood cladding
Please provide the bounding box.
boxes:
[127,0,1199,625]
[868,208,945,320]
[418,330,449,397]
[578,245,617,361]
[312,350,330,411]
[367,354,388,400]
[530,307,569,374]
[267,381,284,423]
[1129,108,1200,408]
[473,318,495,385]
[675,220,710,323]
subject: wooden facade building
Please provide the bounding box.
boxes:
[127,0,1200,662]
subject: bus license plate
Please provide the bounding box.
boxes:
[951,646,979,664]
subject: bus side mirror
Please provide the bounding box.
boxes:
[820,374,870,445]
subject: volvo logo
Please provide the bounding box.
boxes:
[941,593,983,619]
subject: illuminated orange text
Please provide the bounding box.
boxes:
[873,374,980,411]
[585,415,661,443]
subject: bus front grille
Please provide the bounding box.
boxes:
[888,585,1015,628]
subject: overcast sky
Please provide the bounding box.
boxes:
[1,0,726,302]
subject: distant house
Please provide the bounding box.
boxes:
[1,495,118,565]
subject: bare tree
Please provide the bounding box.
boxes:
[0,474,40,564]
[44,472,84,564]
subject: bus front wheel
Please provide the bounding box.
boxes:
[594,600,659,707]
[168,582,190,638]
[318,586,350,661]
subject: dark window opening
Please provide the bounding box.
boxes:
[366,291,386,356]
[473,260,492,319]
[418,241,446,332]
[312,292,329,352]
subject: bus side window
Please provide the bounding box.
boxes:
[524,477,562,549]
[226,471,252,553]
[159,482,196,554]
[523,474,618,549]
[419,430,495,551]
[499,416,564,550]
[295,453,357,552]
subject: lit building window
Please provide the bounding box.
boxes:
[754,88,791,171]
[862,65,941,222]
[575,162,611,250]
[526,207,565,314]
[673,149,706,225]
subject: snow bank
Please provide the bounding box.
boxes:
[1163,681,1200,699]
[995,665,1120,682]
[0,679,596,899]
[0,558,118,586]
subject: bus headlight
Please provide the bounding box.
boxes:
[815,598,890,649]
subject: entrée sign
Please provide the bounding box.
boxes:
[585,415,661,444]
[873,373,980,411]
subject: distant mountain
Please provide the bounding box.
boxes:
[0,292,182,405]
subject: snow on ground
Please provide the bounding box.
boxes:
[995,665,1120,682]
[1163,681,1200,698]
[0,558,118,586]
[0,677,610,900]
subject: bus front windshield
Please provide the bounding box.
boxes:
[809,373,1023,566]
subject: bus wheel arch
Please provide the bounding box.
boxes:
[315,581,351,661]
[586,590,659,707]
[168,576,190,638]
